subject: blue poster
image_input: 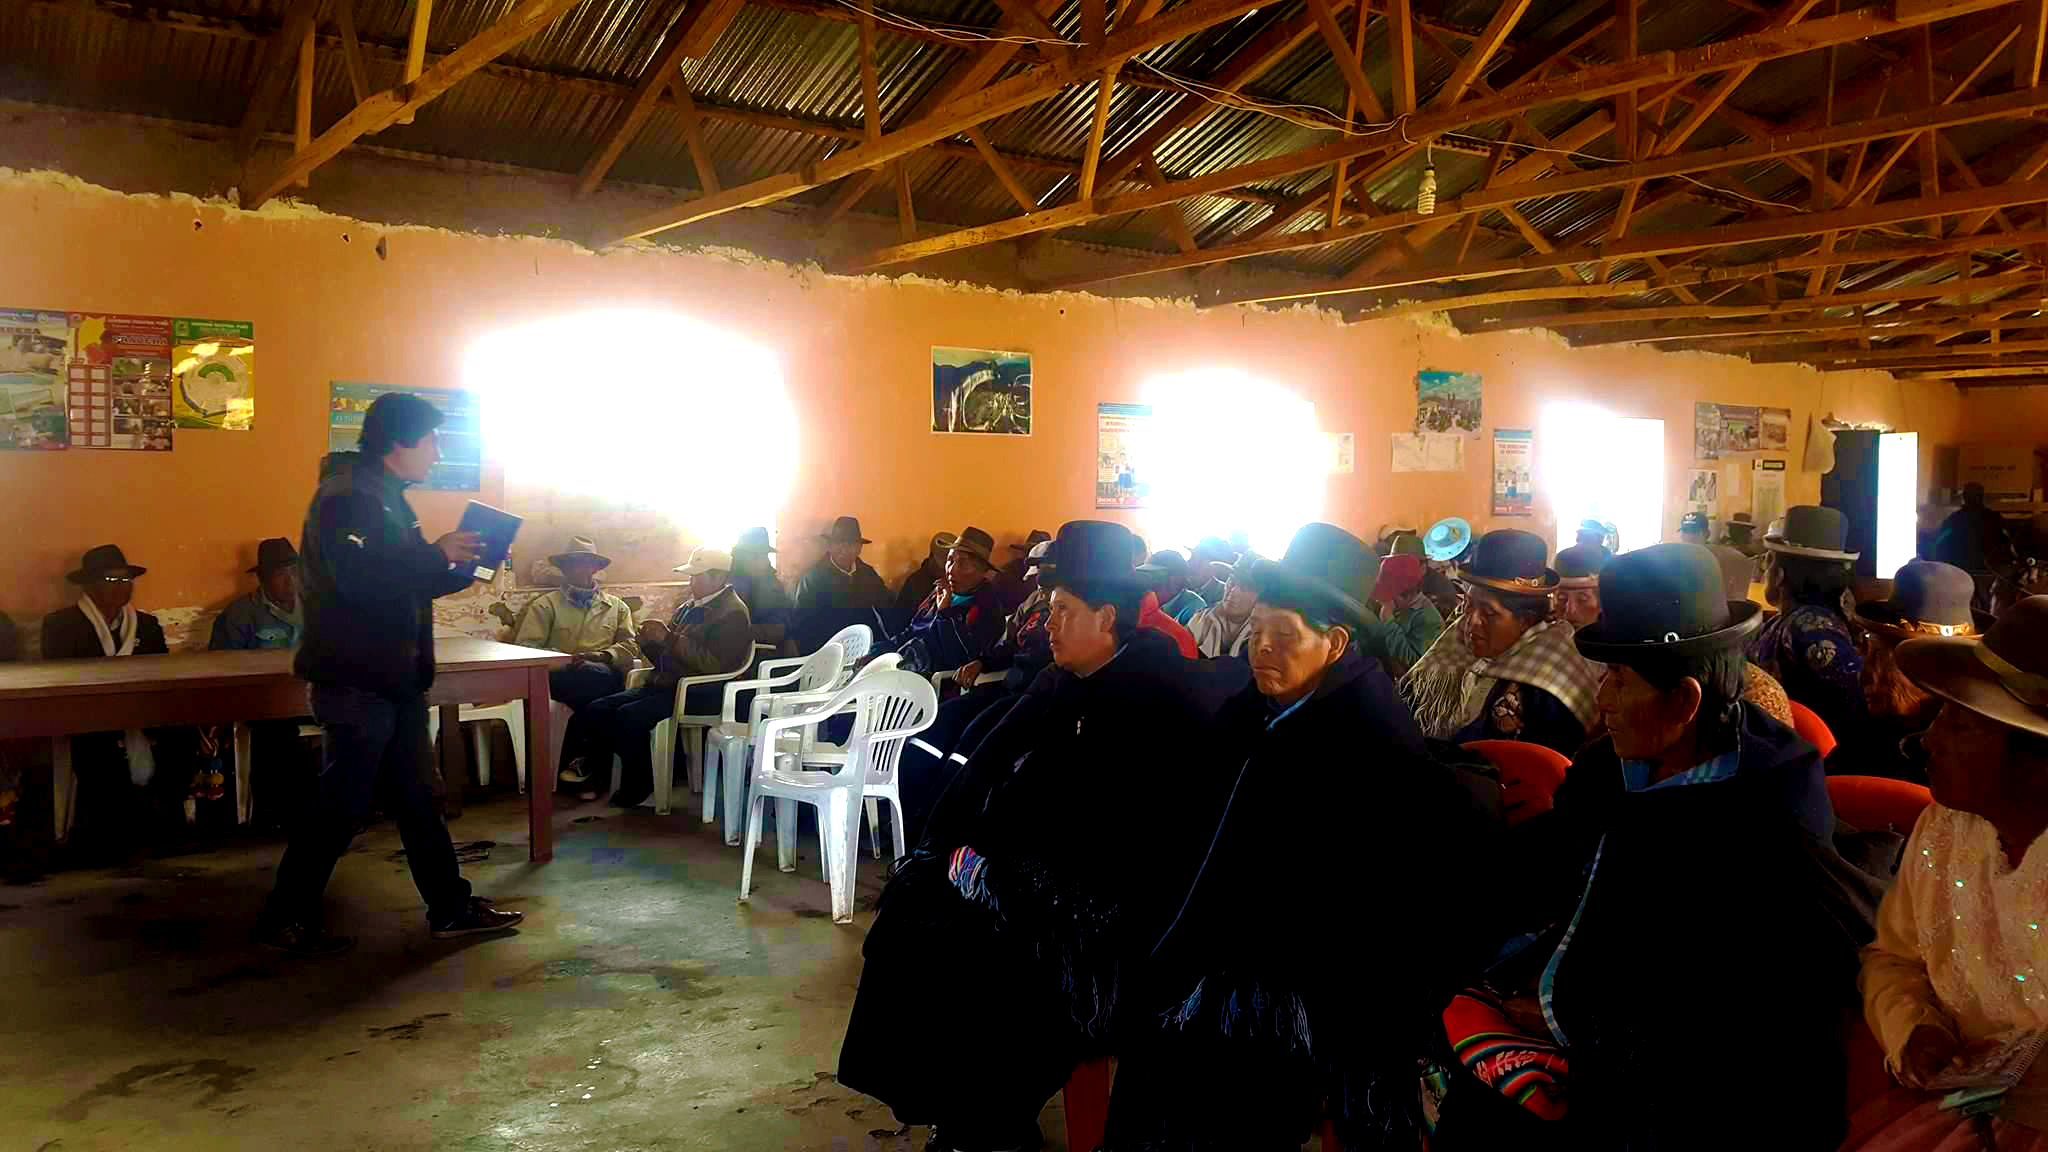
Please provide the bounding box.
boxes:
[328,380,481,491]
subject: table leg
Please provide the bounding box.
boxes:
[437,702,463,819]
[525,667,554,863]
[51,736,72,841]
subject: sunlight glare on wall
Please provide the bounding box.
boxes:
[1138,369,1323,558]
[470,310,796,548]
[1541,402,1665,556]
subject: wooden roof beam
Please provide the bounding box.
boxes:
[233,0,320,160]
[600,0,1273,244]
[244,0,590,208]
[574,0,743,196]
[1464,271,2045,330]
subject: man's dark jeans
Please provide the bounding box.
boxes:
[261,685,471,928]
[564,682,721,802]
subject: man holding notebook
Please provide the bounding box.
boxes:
[257,391,524,956]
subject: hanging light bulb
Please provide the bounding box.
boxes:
[1416,144,1437,215]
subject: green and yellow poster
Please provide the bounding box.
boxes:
[171,318,256,430]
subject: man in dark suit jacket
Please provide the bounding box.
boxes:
[41,545,187,852]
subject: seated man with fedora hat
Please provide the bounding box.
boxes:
[1552,542,1611,632]
[1855,596,2048,1145]
[1436,543,1856,1149]
[892,531,958,634]
[43,545,197,851]
[839,521,1246,1152]
[1829,559,1985,784]
[512,536,637,791]
[1750,505,1864,740]
[728,527,792,658]
[1402,530,1602,758]
[792,516,893,655]
[209,538,302,651]
[561,546,751,807]
[872,526,1004,680]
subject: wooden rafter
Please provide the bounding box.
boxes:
[601,0,1274,244]
[840,0,2015,274]
[335,0,371,104]
[1309,0,1385,124]
[968,127,1038,213]
[396,0,432,124]
[1140,154,1198,253]
[294,20,314,187]
[1079,69,1115,198]
[244,0,590,207]
[574,0,743,196]
[672,76,720,194]
[1435,0,1531,109]
[234,0,320,160]
[895,162,916,242]
[858,0,881,145]
[1387,0,1416,116]
[1465,271,2044,330]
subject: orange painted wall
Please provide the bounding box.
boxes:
[0,171,1964,621]
[1954,387,2048,452]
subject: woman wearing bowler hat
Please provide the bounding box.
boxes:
[1436,544,1858,1150]
[1750,504,1865,740]
[1852,596,2048,1149]
[1109,523,1495,1149]
[839,521,1247,1152]
[1402,530,1602,758]
[1828,559,1985,784]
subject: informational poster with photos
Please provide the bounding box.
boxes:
[1492,428,1533,516]
[1696,401,1788,459]
[0,307,73,450]
[1416,370,1482,433]
[1096,402,1151,508]
[70,313,176,451]
[328,380,481,491]
[932,346,1032,435]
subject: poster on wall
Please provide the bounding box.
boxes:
[1718,405,1760,453]
[1096,402,1151,508]
[1492,428,1533,516]
[329,381,482,491]
[1392,432,1464,473]
[1759,406,1790,451]
[69,313,174,451]
[1688,468,1720,511]
[0,307,73,449]
[1415,370,1482,433]
[1694,402,1720,460]
[1753,458,1788,530]
[171,318,256,430]
[932,346,1031,435]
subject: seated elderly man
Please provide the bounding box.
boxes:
[210,538,302,650]
[729,527,791,658]
[560,546,751,807]
[873,527,1003,679]
[792,516,893,654]
[891,531,956,634]
[1358,551,1440,679]
[1828,559,1981,784]
[511,537,636,791]
[1434,543,1857,1150]
[1186,556,1257,659]
[1185,536,1235,604]
[44,545,197,850]
[1402,530,1601,757]
[1851,596,2048,1149]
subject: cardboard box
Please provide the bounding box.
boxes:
[1958,442,2041,501]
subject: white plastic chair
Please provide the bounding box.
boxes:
[738,669,937,923]
[426,701,527,792]
[702,641,846,843]
[755,624,871,685]
[652,643,772,816]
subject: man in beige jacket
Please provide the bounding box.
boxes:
[514,537,636,791]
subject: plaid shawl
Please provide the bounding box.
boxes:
[1401,616,1602,740]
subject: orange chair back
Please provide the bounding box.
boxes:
[1826,774,1934,835]
[1464,739,1571,828]
[1787,699,1837,758]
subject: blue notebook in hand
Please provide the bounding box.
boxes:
[457,501,522,582]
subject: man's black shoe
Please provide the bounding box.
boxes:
[429,896,524,939]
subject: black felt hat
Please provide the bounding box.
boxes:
[1043,521,1140,589]
[1456,529,1558,595]
[1765,504,1859,562]
[950,526,996,566]
[1896,595,2048,740]
[1574,542,1762,664]
[820,516,871,545]
[1555,543,1611,591]
[248,537,299,575]
[732,527,776,555]
[69,544,145,583]
[1853,559,1982,640]
[1245,522,1373,630]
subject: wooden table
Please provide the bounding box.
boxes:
[0,638,569,861]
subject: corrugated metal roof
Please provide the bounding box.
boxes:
[2,0,2044,307]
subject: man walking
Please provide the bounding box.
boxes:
[257,392,524,955]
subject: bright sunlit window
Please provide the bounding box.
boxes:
[1137,369,1324,558]
[1877,432,1919,577]
[471,309,796,548]
[1541,403,1665,556]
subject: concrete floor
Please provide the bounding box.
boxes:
[0,794,1078,1152]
